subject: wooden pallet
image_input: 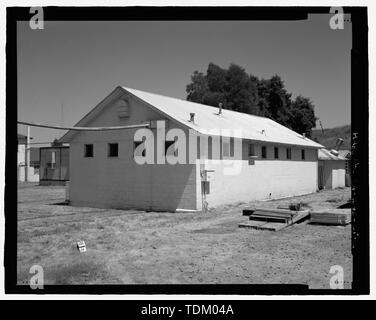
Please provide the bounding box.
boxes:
[239,208,310,231]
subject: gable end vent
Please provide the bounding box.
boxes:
[116,99,130,118]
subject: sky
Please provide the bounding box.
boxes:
[17,15,352,143]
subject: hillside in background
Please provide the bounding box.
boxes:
[311,125,351,150]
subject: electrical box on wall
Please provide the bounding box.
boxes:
[201,181,210,195]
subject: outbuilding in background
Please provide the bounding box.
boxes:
[318,148,347,190]
[39,146,69,186]
[338,149,351,187]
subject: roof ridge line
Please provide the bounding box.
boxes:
[121,86,269,121]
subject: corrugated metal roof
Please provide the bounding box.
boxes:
[318,148,347,160]
[124,87,323,148]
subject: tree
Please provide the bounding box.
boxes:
[206,62,227,93]
[225,64,258,114]
[186,71,208,104]
[51,138,63,146]
[186,63,317,135]
[255,75,293,127]
[186,63,259,113]
[287,95,317,136]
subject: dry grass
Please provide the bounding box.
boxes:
[17,182,352,288]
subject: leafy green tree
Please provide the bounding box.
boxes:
[287,95,317,137]
[225,64,258,114]
[186,71,208,104]
[186,63,317,135]
[206,62,227,93]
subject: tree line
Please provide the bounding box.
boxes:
[186,63,317,136]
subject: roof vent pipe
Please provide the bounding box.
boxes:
[335,138,344,151]
[189,112,195,122]
[330,149,339,156]
[218,102,223,115]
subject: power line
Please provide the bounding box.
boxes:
[18,121,150,131]
[18,142,61,145]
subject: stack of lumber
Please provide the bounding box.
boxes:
[239,207,310,231]
[248,208,298,223]
[310,209,351,225]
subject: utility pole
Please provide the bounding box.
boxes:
[319,120,324,135]
[26,126,31,181]
[25,126,30,182]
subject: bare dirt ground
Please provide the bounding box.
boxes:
[17,183,352,288]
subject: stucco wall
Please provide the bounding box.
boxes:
[18,144,39,182]
[18,144,25,165]
[319,160,346,189]
[195,140,319,208]
[197,154,318,208]
[68,94,197,211]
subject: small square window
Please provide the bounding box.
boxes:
[261,146,267,159]
[84,144,93,157]
[274,147,279,159]
[301,149,305,160]
[248,144,255,157]
[108,143,118,157]
[286,147,292,160]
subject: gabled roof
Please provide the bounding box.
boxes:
[61,86,323,148]
[318,148,347,160]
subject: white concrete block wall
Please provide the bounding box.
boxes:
[197,158,318,207]
[69,140,197,211]
[18,166,39,182]
[68,95,197,211]
[18,145,25,165]
[321,160,346,189]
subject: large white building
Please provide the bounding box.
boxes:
[60,86,323,212]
